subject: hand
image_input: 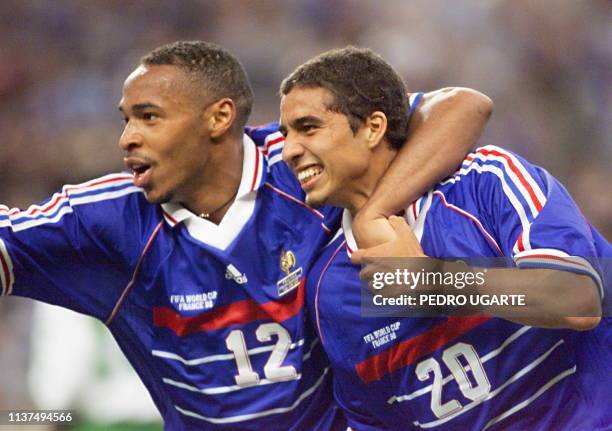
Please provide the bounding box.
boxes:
[352,209,397,249]
[351,216,425,265]
[352,217,443,305]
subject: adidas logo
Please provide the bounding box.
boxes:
[225,264,248,284]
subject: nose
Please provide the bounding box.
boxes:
[118,122,143,152]
[281,132,305,168]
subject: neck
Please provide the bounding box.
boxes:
[183,134,244,224]
[345,148,396,217]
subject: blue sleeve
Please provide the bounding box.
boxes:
[0,174,156,320]
[470,146,605,297]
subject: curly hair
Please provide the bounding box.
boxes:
[142,41,253,131]
[280,47,409,150]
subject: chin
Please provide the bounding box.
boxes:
[143,189,172,205]
[305,193,326,209]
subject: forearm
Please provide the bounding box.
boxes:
[444,261,602,330]
[362,87,493,217]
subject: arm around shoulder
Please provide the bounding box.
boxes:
[354,86,493,248]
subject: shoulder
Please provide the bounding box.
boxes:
[433,145,549,213]
[61,172,161,240]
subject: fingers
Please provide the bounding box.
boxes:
[352,216,396,249]
[389,215,420,245]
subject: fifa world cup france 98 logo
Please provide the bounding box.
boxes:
[277,250,303,297]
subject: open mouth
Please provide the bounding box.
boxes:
[296,165,323,190]
[125,158,153,188]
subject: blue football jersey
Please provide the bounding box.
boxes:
[308,145,611,430]
[0,130,346,430]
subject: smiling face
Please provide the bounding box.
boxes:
[118,64,212,204]
[280,86,374,210]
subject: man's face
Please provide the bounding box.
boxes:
[280,86,371,209]
[118,64,210,204]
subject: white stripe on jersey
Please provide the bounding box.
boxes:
[0,238,14,295]
[263,131,285,168]
[264,133,284,154]
[515,248,604,298]
[411,339,566,428]
[0,174,134,220]
[152,337,312,366]
[482,366,576,430]
[388,326,531,404]
[412,191,433,242]
[173,367,330,424]
[472,147,547,218]
[268,153,283,167]
[0,186,142,232]
[440,161,532,246]
[158,338,320,397]
[163,372,302,395]
[264,131,284,147]
[324,228,344,248]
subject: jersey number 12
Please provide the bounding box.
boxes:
[225,322,299,387]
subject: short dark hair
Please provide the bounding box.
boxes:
[142,41,254,131]
[280,47,409,150]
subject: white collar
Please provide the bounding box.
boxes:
[342,190,433,257]
[160,134,266,250]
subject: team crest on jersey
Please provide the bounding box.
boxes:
[277,250,303,296]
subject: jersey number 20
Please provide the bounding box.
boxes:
[416,342,491,419]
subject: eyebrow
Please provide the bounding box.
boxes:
[291,115,323,129]
[279,115,324,136]
[117,102,160,114]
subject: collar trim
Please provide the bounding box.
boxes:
[342,190,433,257]
[160,135,266,250]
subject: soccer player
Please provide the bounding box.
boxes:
[0,41,493,430]
[279,47,611,430]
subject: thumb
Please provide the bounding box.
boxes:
[351,249,365,265]
[389,215,411,234]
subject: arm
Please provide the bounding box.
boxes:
[353,216,602,330]
[0,175,142,320]
[353,87,493,247]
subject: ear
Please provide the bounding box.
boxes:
[364,111,388,149]
[205,98,237,140]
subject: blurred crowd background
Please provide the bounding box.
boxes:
[0,0,609,429]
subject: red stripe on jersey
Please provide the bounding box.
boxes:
[433,191,502,255]
[517,232,525,252]
[7,175,133,217]
[64,175,134,192]
[264,183,325,220]
[266,136,285,148]
[355,316,491,384]
[250,147,261,192]
[315,240,346,346]
[261,136,285,155]
[106,221,164,325]
[24,193,66,216]
[153,279,305,336]
[476,148,543,212]
[162,211,178,226]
